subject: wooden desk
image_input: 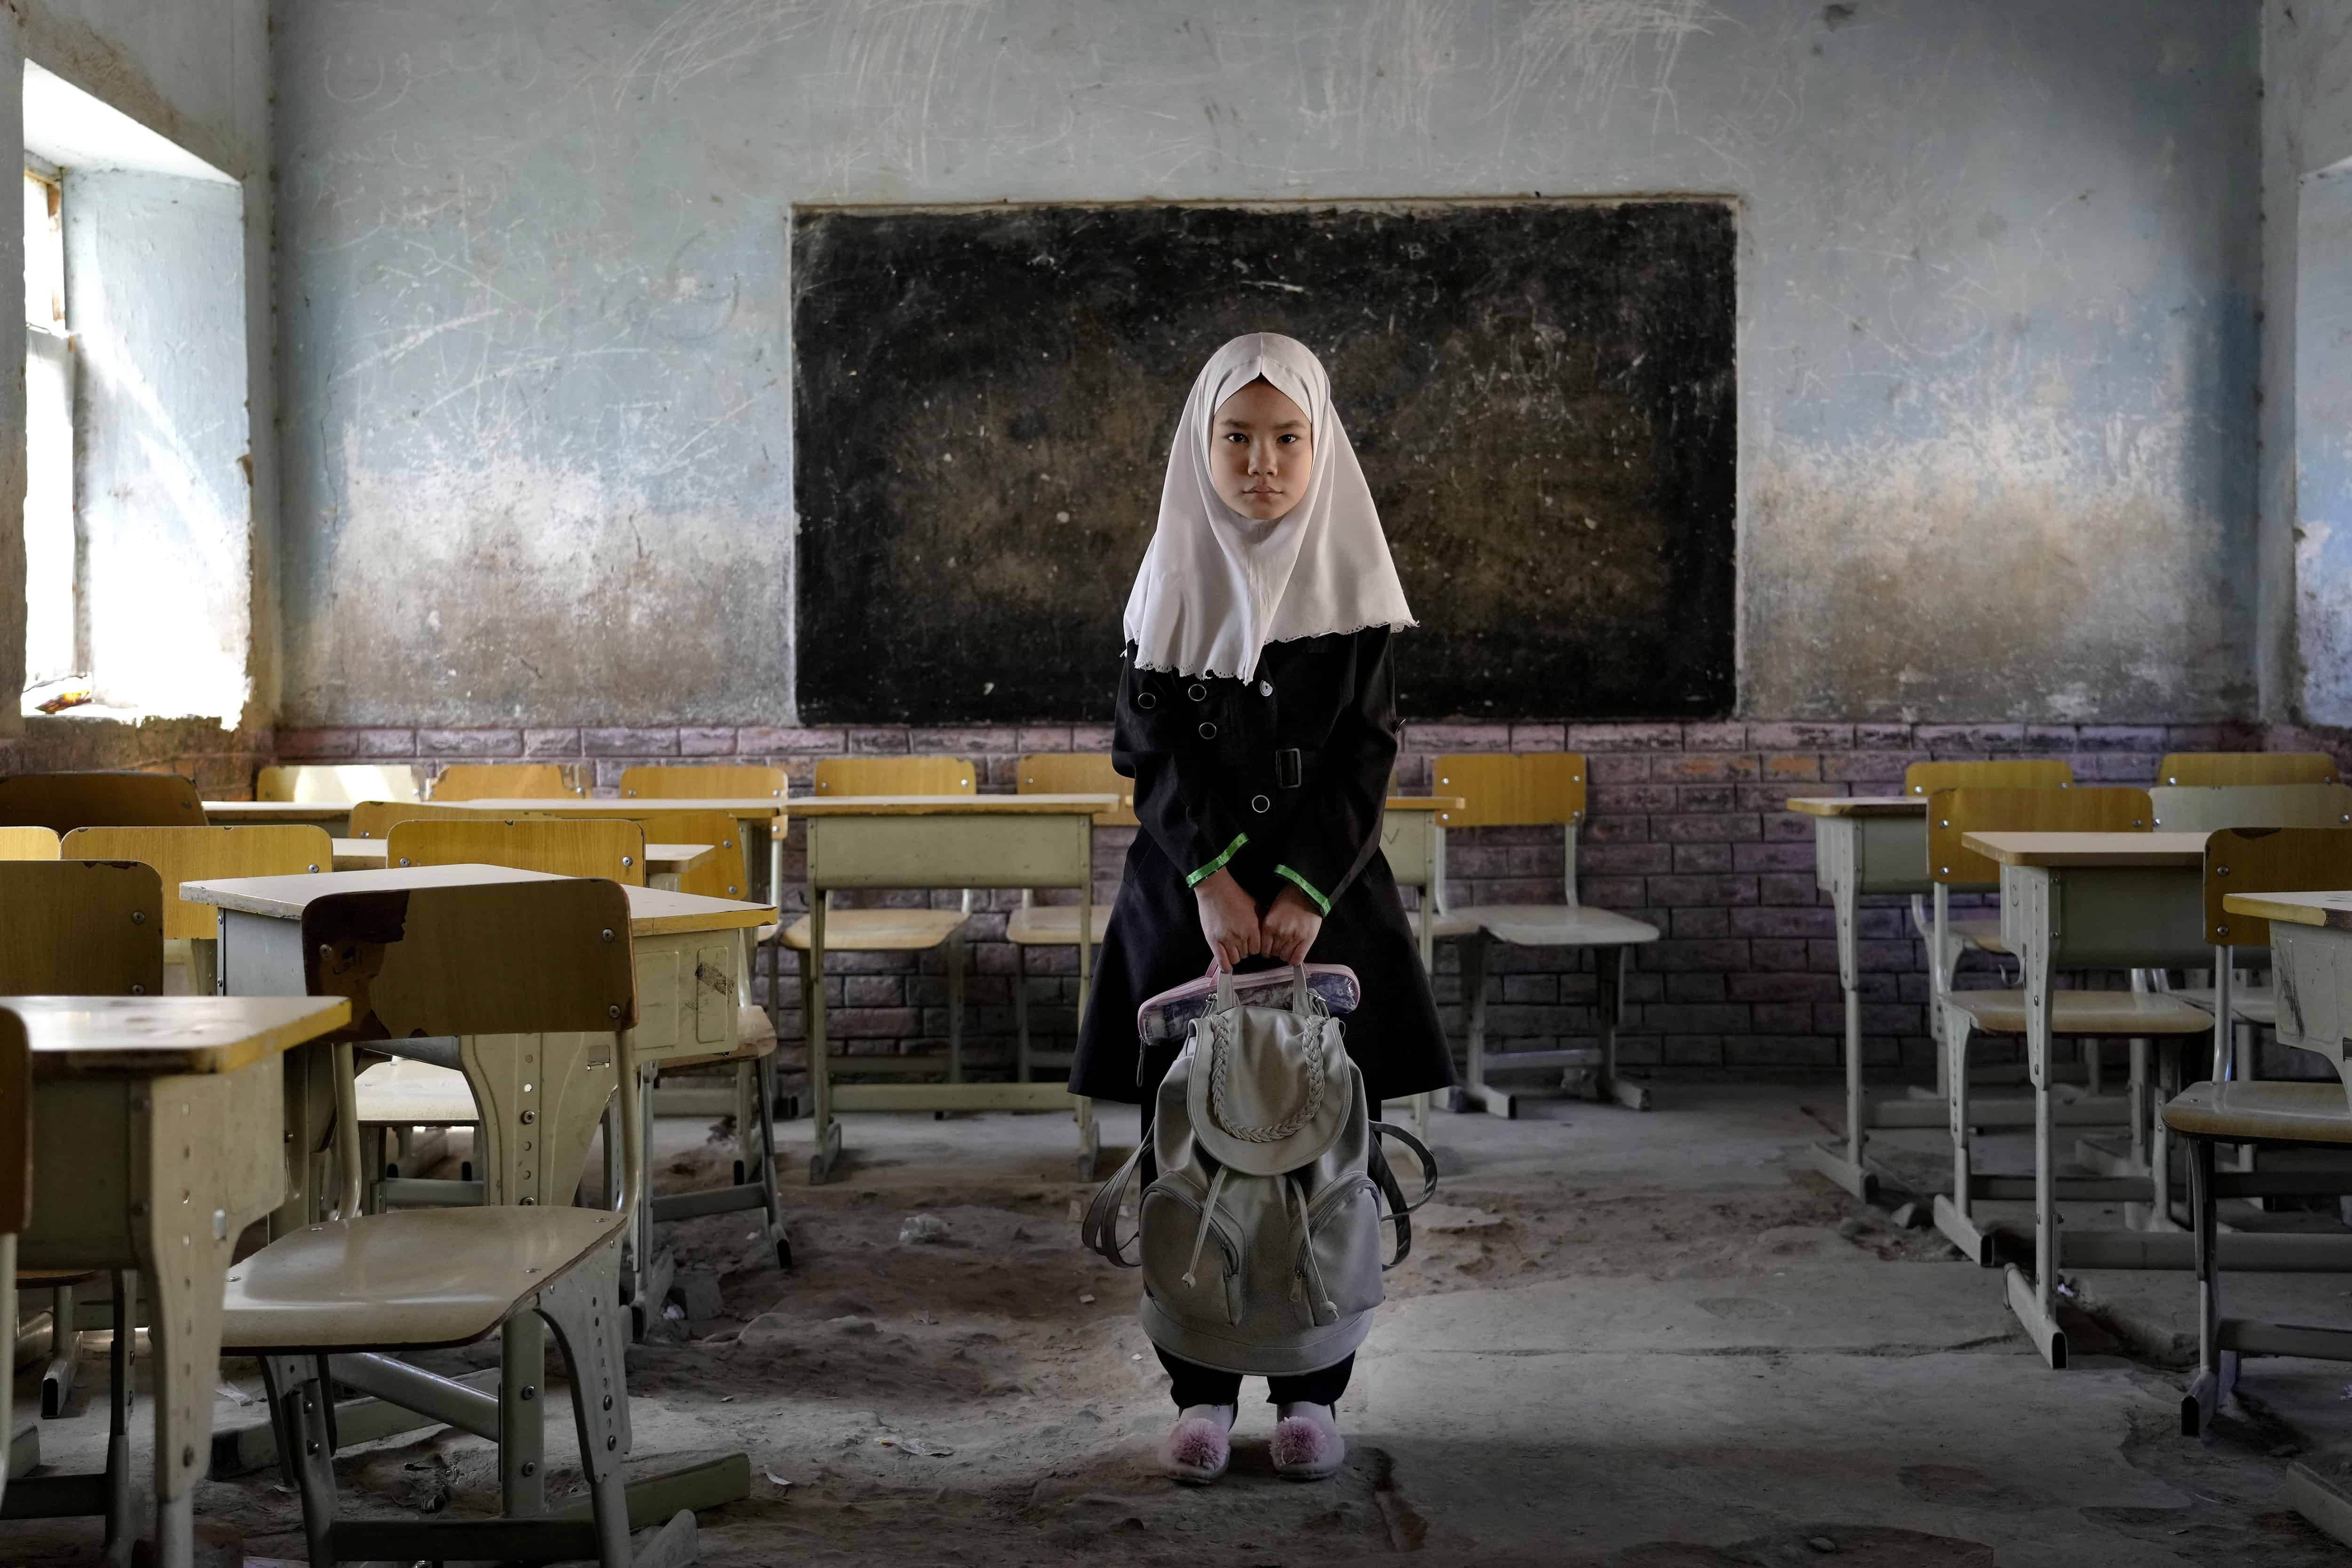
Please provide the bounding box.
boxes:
[2231,888,2352,1087]
[330,836,718,889]
[201,800,355,833]
[795,794,1116,1183]
[1956,830,2218,1364]
[453,799,792,1039]
[1782,796,1933,1200]
[180,865,780,1302]
[8,995,350,1568]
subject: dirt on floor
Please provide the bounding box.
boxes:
[15,1090,2352,1566]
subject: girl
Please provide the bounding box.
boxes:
[1070,332,1453,1485]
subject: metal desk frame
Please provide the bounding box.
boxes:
[4,996,349,1568]
[797,796,1112,1185]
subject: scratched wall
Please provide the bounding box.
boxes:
[275,0,2259,727]
[2262,0,2352,729]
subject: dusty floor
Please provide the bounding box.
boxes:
[13,1083,2352,1566]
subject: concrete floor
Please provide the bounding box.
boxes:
[12,1082,2352,1565]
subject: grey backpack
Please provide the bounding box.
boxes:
[1082,964,1435,1375]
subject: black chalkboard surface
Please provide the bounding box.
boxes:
[792,201,1735,723]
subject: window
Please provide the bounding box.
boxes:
[22,161,75,705]
[19,60,248,724]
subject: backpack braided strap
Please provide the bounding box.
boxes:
[1206,1008,1327,1143]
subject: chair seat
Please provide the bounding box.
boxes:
[1408,907,1484,941]
[2163,1079,2352,1143]
[1450,903,1660,948]
[222,1206,626,1352]
[779,908,969,951]
[1006,904,1116,945]
[354,1059,478,1127]
[1949,916,2010,955]
[1943,988,2216,1036]
[2170,987,2278,1027]
[16,1267,99,1287]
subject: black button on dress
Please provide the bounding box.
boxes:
[1068,627,1454,1107]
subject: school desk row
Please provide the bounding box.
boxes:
[0,787,1467,1565]
[0,870,791,1566]
[1784,765,2352,1368]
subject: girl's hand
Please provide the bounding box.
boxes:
[1260,885,1324,966]
[1193,868,1263,970]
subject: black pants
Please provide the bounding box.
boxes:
[1159,1347,1353,1411]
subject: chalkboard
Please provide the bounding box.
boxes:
[792,200,1736,723]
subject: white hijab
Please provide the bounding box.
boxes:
[1122,333,1414,681]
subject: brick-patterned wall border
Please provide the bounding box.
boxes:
[263,716,2352,1085]
[1,716,273,793]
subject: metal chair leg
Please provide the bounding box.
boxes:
[754,1050,791,1268]
[1012,943,1032,1082]
[946,927,967,1086]
[535,1253,634,1568]
[40,1282,76,1418]
[1934,1004,1991,1266]
[2184,1133,2224,1435]
[261,1354,340,1567]
[501,1312,547,1517]
[101,1274,132,1568]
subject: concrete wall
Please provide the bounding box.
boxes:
[2264,0,2352,726]
[275,0,2260,729]
[0,0,274,769]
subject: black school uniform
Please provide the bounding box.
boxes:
[1068,626,1454,1106]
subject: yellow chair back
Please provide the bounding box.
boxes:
[1928,787,2150,888]
[2202,827,2352,946]
[256,764,421,803]
[1431,754,1584,829]
[812,757,976,796]
[63,825,334,940]
[1017,754,1136,828]
[1904,759,2073,796]
[0,860,164,994]
[629,809,749,900]
[386,818,647,886]
[0,827,60,860]
[429,763,580,801]
[2159,751,2339,787]
[618,764,787,800]
[0,771,205,832]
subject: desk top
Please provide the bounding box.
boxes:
[1961,830,2206,867]
[181,863,774,935]
[203,801,352,824]
[1784,796,1927,819]
[2222,890,2352,931]
[328,838,716,875]
[792,793,1121,817]
[13,995,351,1077]
[448,797,788,822]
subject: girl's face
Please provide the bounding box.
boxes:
[1209,376,1314,521]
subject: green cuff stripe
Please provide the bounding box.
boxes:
[1273,864,1330,915]
[1185,833,1250,887]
